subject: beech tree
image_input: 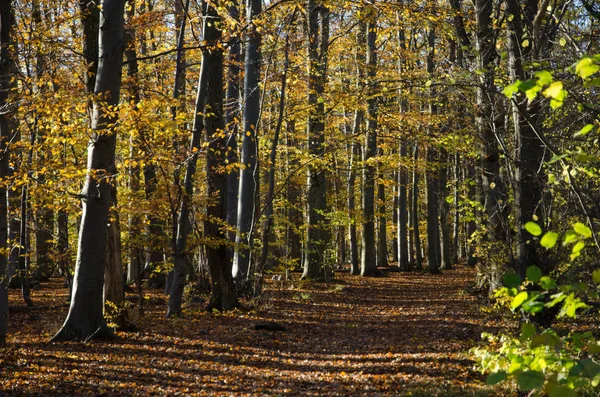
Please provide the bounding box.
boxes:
[52,0,126,342]
[0,0,13,346]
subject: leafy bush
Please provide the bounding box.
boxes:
[471,222,600,396]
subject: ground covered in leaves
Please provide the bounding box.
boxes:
[1,265,508,396]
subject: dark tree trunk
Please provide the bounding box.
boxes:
[452,153,460,263]
[303,0,330,280]
[412,144,422,270]
[506,0,546,277]
[0,0,14,346]
[360,8,379,277]
[425,16,440,274]
[52,0,126,342]
[168,0,236,315]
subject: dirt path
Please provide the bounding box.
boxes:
[1,266,501,396]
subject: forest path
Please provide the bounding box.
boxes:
[1,265,501,396]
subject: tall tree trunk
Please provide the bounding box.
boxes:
[303,0,330,280]
[439,150,452,269]
[376,164,388,268]
[398,146,409,270]
[52,0,126,342]
[168,0,236,315]
[233,0,261,281]
[425,15,440,274]
[391,169,399,263]
[258,32,291,277]
[225,0,241,265]
[452,153,460,263]
[0,0,14,346]
[202,1,237,311]
[506,0,546,277]
[412,144,422,270]
[348,23,365,276]
[360,8,379,277]
[285,121,302,270]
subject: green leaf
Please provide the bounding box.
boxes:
[543,81,564,98]
[425,80,432,87]
[573,222,592,238]
[575,57,600,79]
[572,241,585,254]
[574,124,594,137]
[579,358,600,378]
[517,370,545,391]
[522,39,530,48]
[520,323,536,341]
[503,272,522,288]
[525,222,542,236]
[526,266,543,282]
[532,332,559,347]
[540,232,558,249]
[592,269,600,285]
[486,371,507,385]
[522,300,545,314]
[588,342,600,354]
[512,291,529,310]
[503,81,521,98]
[549,385,576,397]
[539,276,557,290]
[562,230,578,245]
[558,38,567,47]
[535,70,553,85]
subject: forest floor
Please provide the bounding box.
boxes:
[0,265,512,396]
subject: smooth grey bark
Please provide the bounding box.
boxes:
[125,0,142,286]
[439,149,452,269]
[52,0,126,342]
[165,0,190,294]
[232,0,261,281]
[348,23,365,276]
[391,169,399,263]
[466,161,478,266]
[452,153,460,263]
[411,144,422,270]
[376,165,388,268]
[285,120,302,269]
[425,18,440,274]
[225,0,241,264]
[303,0,330,280]
[360,9,379,277]
[0,0,13,346]
[398,144,409,270]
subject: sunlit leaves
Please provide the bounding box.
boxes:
[524,222,542,236]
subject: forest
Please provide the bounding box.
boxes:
[0,0,599,395]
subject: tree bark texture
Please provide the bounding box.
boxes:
[52,0,126,342]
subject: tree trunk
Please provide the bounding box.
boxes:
[439,150,452,269]
[412,144,422,270]
[452,153,460,263]
[233,0,261,281]
[425,16,440,274]
[377,164,388,268]
[360,8,379,277]
[52,0,126,342]
[506,0,546,277]
[398,144,409,270]
[303,0,330,280]
[0,0,14,346]
[225,0,241,265]
[202,1,237,312]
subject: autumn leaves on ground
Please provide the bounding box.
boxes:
[0,266,505,396]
